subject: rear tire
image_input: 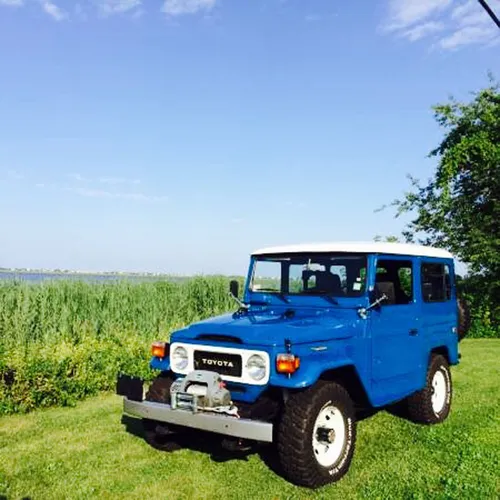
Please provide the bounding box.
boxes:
[457,298,470,341]
[406,355,452,424]
[143,374,177,451]
[277,382,356,488]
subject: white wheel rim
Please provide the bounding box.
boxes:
[312,404,346,468]
[431,369,447,414]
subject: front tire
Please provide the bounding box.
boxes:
[143,374,177,451]
[277,382,356,488]
[406,354,452,424]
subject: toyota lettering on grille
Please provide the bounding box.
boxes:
[194,350,242,377]
[202,358,234,368]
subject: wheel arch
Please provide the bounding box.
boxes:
[318,364,372,409]
[430,346,450,364]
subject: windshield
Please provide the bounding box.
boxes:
[250,253,367,298]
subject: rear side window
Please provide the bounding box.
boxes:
[421,263,451,302]
[375,259,413,305]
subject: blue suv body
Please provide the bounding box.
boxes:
[119,242,460,488]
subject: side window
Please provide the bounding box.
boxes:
[421,263,451,302]
[375,259,413,305]
[398,267,412,298]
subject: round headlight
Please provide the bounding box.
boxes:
[171,346,188,371]
[246,354,266,381]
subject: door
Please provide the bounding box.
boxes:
[369,256,422,406]
[420,259,457,338]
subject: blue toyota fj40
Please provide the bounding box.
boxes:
[118,242,467,488]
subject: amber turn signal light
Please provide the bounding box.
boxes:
[151,341,169,358]
[276,353,300,374]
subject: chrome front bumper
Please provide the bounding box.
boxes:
[123,398,274,443]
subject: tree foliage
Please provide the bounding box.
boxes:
[394,80,500,331]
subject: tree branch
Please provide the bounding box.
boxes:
[477,0,500,30]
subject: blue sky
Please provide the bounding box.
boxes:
[0,0,499,274]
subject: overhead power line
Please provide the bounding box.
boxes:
[477,0,500,29]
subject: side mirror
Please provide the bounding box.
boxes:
[358,289,388,319]
[229,280,239,298]
[370,287,389,309]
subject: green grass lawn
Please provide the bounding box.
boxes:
[1,339,499,499]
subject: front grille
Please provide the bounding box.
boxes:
[193,350,242,377]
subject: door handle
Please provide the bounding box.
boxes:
[409,328,418,336]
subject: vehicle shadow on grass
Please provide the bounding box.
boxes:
[121,415,288,481]
[121,404,408,474]
[121,415,261,464]
[355,398,411,422]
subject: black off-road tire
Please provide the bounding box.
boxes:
[143,374,177,451]
[406,354,452,424]
[146,373,173,403]
[457,298,471,342]
[277,382,356,488]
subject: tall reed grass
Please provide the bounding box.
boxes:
[0,277,237,414]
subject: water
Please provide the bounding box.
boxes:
[0,271,184,284]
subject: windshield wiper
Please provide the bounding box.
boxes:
[253,289,290,303]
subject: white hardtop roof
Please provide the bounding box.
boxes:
[252,242,453,259]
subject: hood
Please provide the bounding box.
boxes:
[173,307,362,347]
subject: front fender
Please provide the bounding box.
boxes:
[150,356,170,371]
[268,343,357,390]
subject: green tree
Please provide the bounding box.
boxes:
[393,80,500,332]
[374,235,400,243]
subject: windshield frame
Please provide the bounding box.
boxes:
[245,252,369,304]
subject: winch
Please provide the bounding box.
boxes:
[170,370,239,416]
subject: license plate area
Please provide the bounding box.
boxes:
[193,350,242,377]
[116,375,144,402]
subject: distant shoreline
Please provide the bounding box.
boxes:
[0,269,241,279]
[0,268,174,278]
